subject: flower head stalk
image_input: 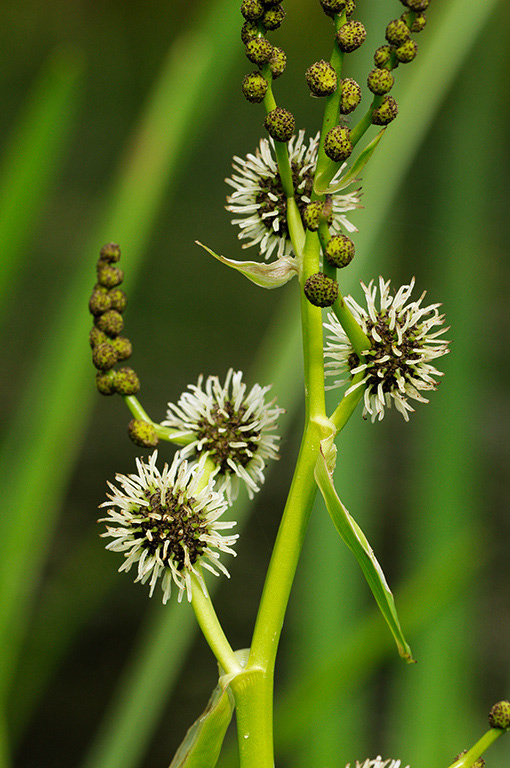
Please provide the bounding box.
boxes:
[99,451,237,603]
[325,277,449,421]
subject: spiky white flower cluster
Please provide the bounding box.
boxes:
[99,452,238,603]
[324,277,449,422]
[346,757,410,768]
[226,130,361,261]
[162,369,283,504]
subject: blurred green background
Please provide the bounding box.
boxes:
[0,1,508,767]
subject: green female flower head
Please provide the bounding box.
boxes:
[162,369,283,504]
[100,452,237,603]
[324,277,449,422]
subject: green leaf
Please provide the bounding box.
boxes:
[197,241,299,288]
[314,437,414,663]
[168,682,234,768]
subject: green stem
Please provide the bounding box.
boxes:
[446,728,505,768]
[331,293,370,359]
[190,570,241,676]
[329,371,366,433]
[230,668,274,768]
[123,394,194,444]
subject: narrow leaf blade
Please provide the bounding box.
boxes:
[315,443,414,663]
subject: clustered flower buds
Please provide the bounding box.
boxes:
[306,60,337,97]
[324,125,352,162]
[488,700,510,730]
[304,272,339,307]
[367,1,430,127]
[325,233,355,268]
[239,1,294,141]
[336,20,366,53]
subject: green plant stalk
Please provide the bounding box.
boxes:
[123,395,193,443]
[329,371,366,433]
[446,728,505,768]
[332,293,370,358]
[231,168,332,768]
[190,572,241,677]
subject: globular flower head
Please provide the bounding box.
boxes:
[100,452,237,603]
[346,758,410,768]
[162,369,283,504]
[324,277,450,422]
[226,130,361,261]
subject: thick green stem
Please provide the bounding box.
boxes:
[230,668,274,768]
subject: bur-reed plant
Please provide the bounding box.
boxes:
[84,3,509,768]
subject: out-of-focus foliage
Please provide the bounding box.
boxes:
[0,2,508,768]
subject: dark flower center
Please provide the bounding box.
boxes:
[362,313,422,394]
[136,489,206,569]
[255,161,314,234]
[195,401,260,474]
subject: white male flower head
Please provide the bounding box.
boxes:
[346,757,410,768]
[162,369,283,504]
[99,451,237,603]
[226,130,361,261]
[324,277,450,422]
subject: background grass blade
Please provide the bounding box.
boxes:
[0,47,83,324]
[0,0,243,743]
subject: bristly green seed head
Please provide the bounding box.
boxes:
[367,68,394,95]
[319,0,345,18]
[96,264,124,289]
[336,21,366,53]
[269,46,286,78]
[241,19,259,44]
[488,701,510,729]
[395,38,418,63]
[241,0,265,21]
[386,18,411,46]
[306,60,337,97]
[96,370,117,396]
[245,37,273,65]
[339,78,361,114]
[95,309,124,338]
[409,12,427,32]
[89,327,108,348]
[401,0,429,10]
[99,243,121,263]
[92,342,118,371]
[320,0,356,18]
[324,125,352,162]
[128,418,159,447]
[304,273,339,308]
[111,336,132,361]
[264,107,295,142]
[371,95,398,125]
[262,4,285,31]
[108,288,127,313]
[114,367,140,396]
[89,289,112,316]
[374,45,392,68]
[303,201,332,232]
[242,71,269,103]
[325,233,355,267]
